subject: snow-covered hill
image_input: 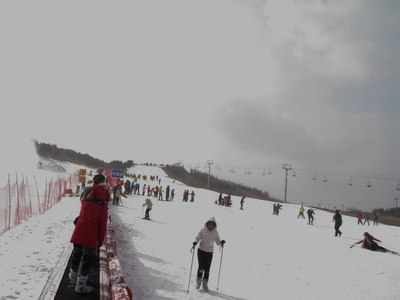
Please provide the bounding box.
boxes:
[111,166,400,300]
[0,164,399,300]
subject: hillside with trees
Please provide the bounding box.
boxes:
[162,164,279,202]
[34,140,134,171]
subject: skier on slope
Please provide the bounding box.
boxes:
[142,198,153,220]
[354,232,388,252]
[307,208,315,225]
[192,217,225,292]
[240,197,245,210]
[333,209,343,237]
[69,174,110,294]
[297,205,305,219]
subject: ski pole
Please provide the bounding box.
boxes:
[217,245,224,291]
[187,244,196,292]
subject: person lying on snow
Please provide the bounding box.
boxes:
[354,232,387,252]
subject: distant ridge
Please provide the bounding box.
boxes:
[162,165,279,202]
[34,140,134,171]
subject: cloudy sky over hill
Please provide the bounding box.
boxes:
[1,0,399,210]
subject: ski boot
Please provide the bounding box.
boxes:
[196,277,202,289]
[202,279,209,292]
[68,268,78,285]
[75,274,93,294]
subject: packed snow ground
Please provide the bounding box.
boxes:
[111,166,400,300]
[0,164,399,300]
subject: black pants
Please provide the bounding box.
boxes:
[145,208,151,219]
[71,244,96,276]
[334,223,342,236]
[370,245,387,252]
[197,249,213,280]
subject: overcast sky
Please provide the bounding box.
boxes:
[1,0,399,210]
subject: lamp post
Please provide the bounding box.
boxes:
[282,163,292,203]
[206,160,214,189]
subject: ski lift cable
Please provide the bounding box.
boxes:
[291,167,399,182]
[186,161,399,183]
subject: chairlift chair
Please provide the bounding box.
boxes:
[348,177,353,186]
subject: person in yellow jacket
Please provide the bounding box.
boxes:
[297,205,305,219]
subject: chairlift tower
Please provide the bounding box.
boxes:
[207,160,214,189]
[282,163,292,203]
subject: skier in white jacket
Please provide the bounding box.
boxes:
[192,217,225,292]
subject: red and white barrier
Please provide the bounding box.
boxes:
[105,219,133,300]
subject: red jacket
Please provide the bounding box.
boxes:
[70,183,110,248]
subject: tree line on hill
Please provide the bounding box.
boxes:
[34,140,134,171]
[162,164,279,202]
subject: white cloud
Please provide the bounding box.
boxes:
[0,0,399,209]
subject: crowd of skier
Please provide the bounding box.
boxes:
[67,170,396,295]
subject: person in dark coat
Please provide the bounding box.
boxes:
[333,210,343,237]
[165,185,170,201]
[373,213,379,226]
[218,193,223,205]
[240,197,245,210]
[69,174,110,294]
[307,208,315,225]
[190,191,195,202]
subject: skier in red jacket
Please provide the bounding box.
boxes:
[69,174,110,294]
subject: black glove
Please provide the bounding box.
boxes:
[193,242,197,246]
[221,240,226,246]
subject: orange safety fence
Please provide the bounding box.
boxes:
[0,172,79,235]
